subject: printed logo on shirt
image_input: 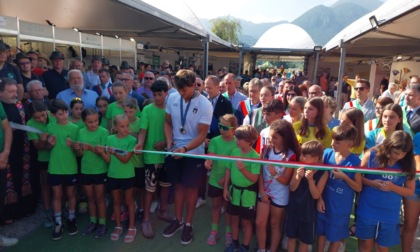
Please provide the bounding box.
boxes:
[173,103,178,107]
[193,108,198,114]
[7,73,14,79]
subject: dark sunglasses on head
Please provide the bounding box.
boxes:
[144,77,154,80]
[218,123,233,131]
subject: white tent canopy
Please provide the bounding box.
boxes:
[324,0,420,57]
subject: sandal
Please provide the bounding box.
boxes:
[124,228,137,243]
[110,226,123,241]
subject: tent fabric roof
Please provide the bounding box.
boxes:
[324,0,420,55]
[254,23,315,50]
[0,0,233,52]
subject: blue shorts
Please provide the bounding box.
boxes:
[355,216,400,247]
[165,156,204,188]
[316,217,348,242]
[285,214,315,244]
[48,174,78,187]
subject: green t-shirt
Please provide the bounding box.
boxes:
[228,148,260,207]
[100,116,108,129]
[208,136,237,189]
[78,126,109,174]
[140,104,166,164]
[47,122,79,174]
[0,103,7,152]
[69,117,85,129]
[106,134,137,179]
[105,102,141,121]
[27,117,50,162]
[129,118,144,168]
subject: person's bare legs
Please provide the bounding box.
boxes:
[402,198,420,252]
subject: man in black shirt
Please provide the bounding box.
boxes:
[42,51,69,99]
[0,42,24,101]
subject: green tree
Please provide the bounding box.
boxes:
[210,16,242,44]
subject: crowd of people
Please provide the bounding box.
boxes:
[0,40,420,252]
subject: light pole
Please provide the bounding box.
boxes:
[312,45,322,84]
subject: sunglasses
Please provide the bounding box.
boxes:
[196,83,202,87]
[144,77,154,80]
[218,123,233,131]
[355,87,366,91]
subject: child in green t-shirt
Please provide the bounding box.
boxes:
[136,80,170,239]
[26,101,54,228]
[97,114,137,243]
[46,99,80,241]
[123,97,145,222]
[96,96,109,130]
[223,125,260,252]
[69,98,84,129]
[74,108,109,238]
[204,114,238,246]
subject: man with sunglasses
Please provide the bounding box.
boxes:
[15,52,45,100]
[195,77,208,97]
[136,71,155,99]
[340,79,375,122]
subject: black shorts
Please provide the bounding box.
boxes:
[285,214,315,244]
[135,168,145,189]
[145,164,171,193]
[165,156,204,188]
[207,184,223,198]
[107,177,135,191]
[226,202,256,220]
[38,161,49,171]
[48,174,78,187]
[257,197,287,208]
[80,173,107,185]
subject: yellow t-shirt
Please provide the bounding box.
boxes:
[293,121,332,148]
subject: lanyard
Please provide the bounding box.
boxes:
[180,92,197,133]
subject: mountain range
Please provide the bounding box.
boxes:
[199,0,384,46]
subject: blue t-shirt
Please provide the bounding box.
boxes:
[318,148,360,226]
[356,150,407,224]
[327,118,340,131]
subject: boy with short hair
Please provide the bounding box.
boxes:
[223,125,260,252]
[136,80,171,239]
[46,99,80,240]
[286,140,328,252]
[316,124,362,252]
[258,99,285,153]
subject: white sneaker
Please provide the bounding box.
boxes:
[281,237,288,250]
[150,201,159,213]
[0,235,18,246]
[195,198,206,209]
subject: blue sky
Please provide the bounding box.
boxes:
[183,0,340,23]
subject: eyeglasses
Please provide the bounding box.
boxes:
[29,88,44,93]
[218,123,233,131]
[144,77,154,81]
[375,106,384,111]
[355,87,366,91]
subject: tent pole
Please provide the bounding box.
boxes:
[336,40,346,118]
